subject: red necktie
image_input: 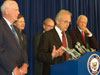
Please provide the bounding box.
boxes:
[82,31,85,42]
[62,32,69,61]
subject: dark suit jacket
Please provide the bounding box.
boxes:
[21,33,28,53]
[0,18,28,75]
[37,28,72,75]
[69,28,98,50]
[34,33,44,75]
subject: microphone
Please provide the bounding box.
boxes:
[84,42,91,51]
[75,42,86,54]
[62,47,81,60]
[62,47,71,54]
[70,48,81,59]
[81,45,90,52]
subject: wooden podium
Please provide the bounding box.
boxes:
[51,52,100,75]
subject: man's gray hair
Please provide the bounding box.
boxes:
[77,15,88,23]
[1,0,15,14]
[55,9,72,21]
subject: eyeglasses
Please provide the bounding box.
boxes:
[44,24,54,28]
[61,20,71,25]
[79,22,87,24]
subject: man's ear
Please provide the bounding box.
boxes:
[56,19,59,25]
[4,8,8,15]
[77,21,78,25]
[43,24,45,29]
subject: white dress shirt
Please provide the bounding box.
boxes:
[55,26,68,47]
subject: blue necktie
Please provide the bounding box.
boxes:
[11,25,20,45]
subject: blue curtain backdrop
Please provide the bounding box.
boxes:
[0,0,100,75]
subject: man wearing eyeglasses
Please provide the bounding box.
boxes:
[34,18,54,75]
[37,9,72,75]
[69,15,98,52]
[43,18,55,32]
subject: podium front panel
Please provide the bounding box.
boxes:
[51,61,77,75]
[78,52,100,75]
[51,52,100,75]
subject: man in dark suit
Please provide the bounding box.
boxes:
[69,15,98,52]
[34,18,54,75]
[37,10,72,75]
[0,1,28,75]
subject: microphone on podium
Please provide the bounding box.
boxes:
[75,42,86,54]
[81,45,90,52]
[62,47,81,60]
[84,42,91,51]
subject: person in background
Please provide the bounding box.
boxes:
[69,15,98,53]
[0,1,28,75]
[34,18,54,75]
[37,9,72,75]
[14,14,28,53]
[42,18,55,32]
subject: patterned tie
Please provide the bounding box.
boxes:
[62,32,69,61]
[82,31,85,42]
[11,25,20,45]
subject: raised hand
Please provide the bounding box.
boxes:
[58,46,65,56]
[52,45,65,58]
[52,45,59,58]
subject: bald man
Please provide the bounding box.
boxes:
[43,18,55,32]
[34,18,54,75]
[0,1,28,75]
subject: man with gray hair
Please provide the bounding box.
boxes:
[0,1,28,75]
[69,15,98,53]
[37,9,72,75]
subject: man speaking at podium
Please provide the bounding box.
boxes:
[37,9,72,75]
[69,15,98,52]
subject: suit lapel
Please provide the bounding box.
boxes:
[66,33,69,45]
[76,28,84,42]
[1,18,20,46]
[14,26,24,48]
[52,29,62,47]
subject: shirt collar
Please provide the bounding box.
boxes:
[78,26,82,33]
[55,26,62,35]
[3,17,12,30]
[55,26,63,42]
